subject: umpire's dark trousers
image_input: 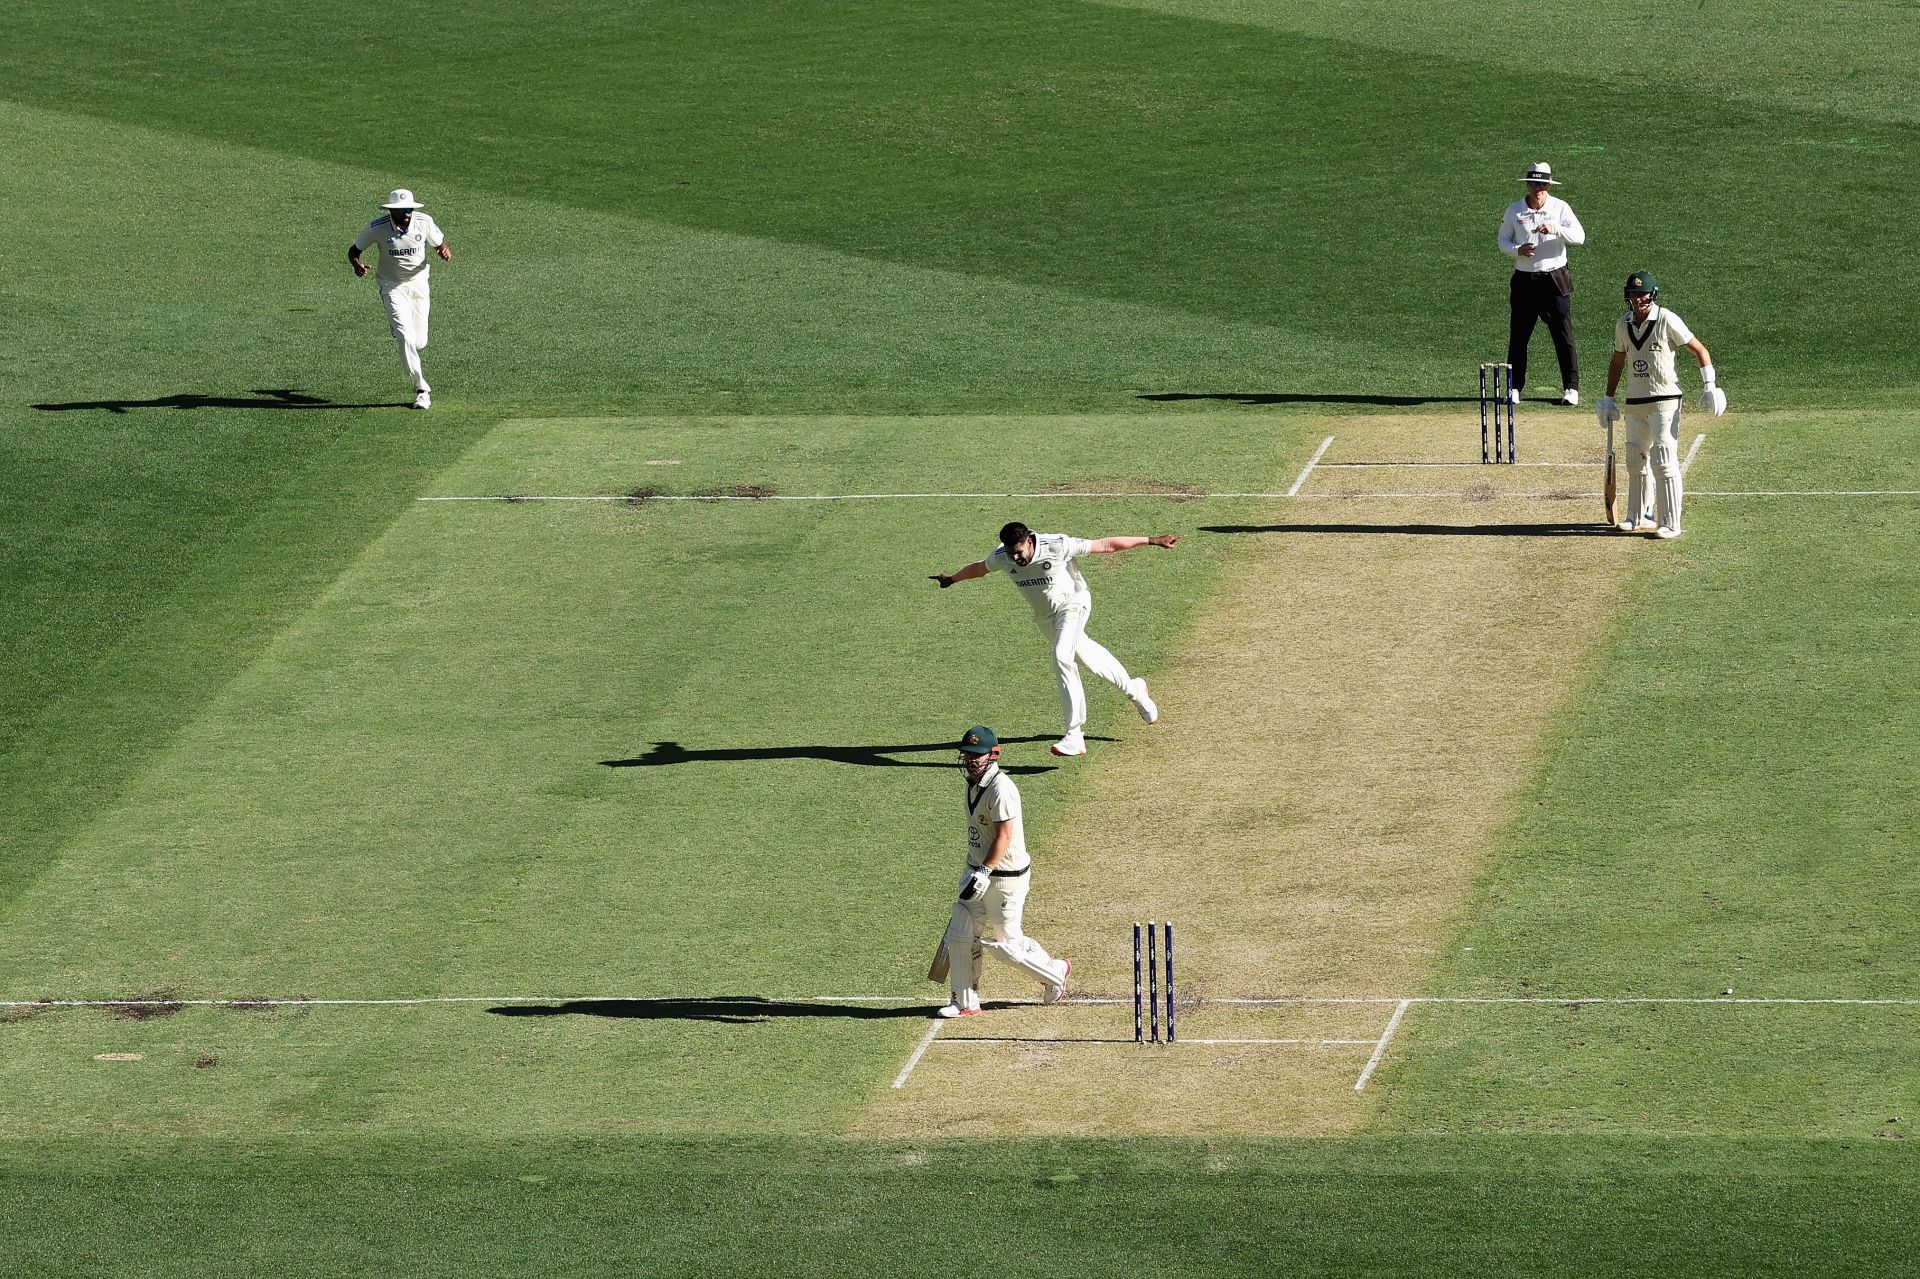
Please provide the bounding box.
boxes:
[1507,267,1578,394]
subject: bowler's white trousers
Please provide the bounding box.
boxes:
[1038,602,1134,734]
[1623,400,1683,531]
[380,277,432,393]
[942,870,1062,1004]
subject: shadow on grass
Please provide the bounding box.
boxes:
[31,388,409,413]
[487,997,959,1023]
[1202,522,1615,538]
[599,735,1104,773]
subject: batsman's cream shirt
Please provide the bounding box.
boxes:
[965,764,1030,872]
[354,211,445,286]
[1614,305,1696,401]
[985,533,1094,617]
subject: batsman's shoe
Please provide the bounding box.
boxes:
[935,1002,982,1019]
[1560,388,1580,406]
[1506,387,1521,407]
[1049,730,1087,757]
[1041,959,1071,1005]
[1129,678,1159,725]
[412,391,432,410]
[1616,518,1656,534]
[1653,525,1682,540]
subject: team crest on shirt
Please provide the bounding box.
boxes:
[1037,560,1052,571]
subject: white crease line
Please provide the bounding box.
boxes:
[1354,999,1411,1091]
[10,993,1918,1010]
[1682,432,1707,475]
[1319,461,1592,469]
[1286,435,1336,497]
[1184,1038,1377,1046]
[890,1019,943,1089]
[413,488,1920,505]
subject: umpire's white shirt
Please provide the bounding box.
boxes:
[985,533,1094,617]
[965,764,1030,873]
[1613,305,1696,400]
[1498,196,1585,272]
[354,212,444,287]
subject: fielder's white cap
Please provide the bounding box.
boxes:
[381,188,425,209]
[1519,162,1559,185]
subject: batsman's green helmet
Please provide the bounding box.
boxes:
[1624,271,1660,298]
[958,726,999,755]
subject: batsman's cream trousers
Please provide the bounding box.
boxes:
[1039,603,1134,734]
[1624,401,1684,531]
[941,872,1063,1002]
[380,277,432,393]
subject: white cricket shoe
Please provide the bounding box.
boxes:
[1616,518,1656,534]
[1507,388,1521,407]
[1653,525,1682,540]
[1042,959,1071,1005]
[935,1003,981,1019]
[412,390,432,410]
[1561,388,1580,406]
[1049,731,1087,757]
[1129,678,1159,725]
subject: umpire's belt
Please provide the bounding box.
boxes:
[989,865,1029,878]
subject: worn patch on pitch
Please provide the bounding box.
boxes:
[855,412,1646,1137]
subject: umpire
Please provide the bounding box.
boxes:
[1497,162,1587,405]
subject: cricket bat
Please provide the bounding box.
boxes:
[1604,421,1618,524]
[926,939,950,984]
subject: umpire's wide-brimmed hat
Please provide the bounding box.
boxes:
[958,726,999,755]
[381,188,425,209]
[1518,162,1559,185]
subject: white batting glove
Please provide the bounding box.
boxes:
[957,868,990,902]
[1596,395,1620,428]
[1700,386,1728,417]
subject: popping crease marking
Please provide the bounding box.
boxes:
[10,994,1920,1008]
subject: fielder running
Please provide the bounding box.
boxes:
[932,726,1069,1019]
[931,522,1177,757]
[349,189,451,410]
[1596,272,1725,539]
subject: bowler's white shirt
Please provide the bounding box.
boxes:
[1498,195,1585,272]
[355,211,444,286]
[1614,305,1696,400]
[965,764,1030,873]
[985,532,1094,617]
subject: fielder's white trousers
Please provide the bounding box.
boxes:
[1039,603,1134,734]
[942,871,1062,1005]
[380,277,432,393]
[1624,401,1683,532]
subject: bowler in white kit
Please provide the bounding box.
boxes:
[931,522,1178,757]
[1596,272,1725,539]
[349,189,451,410]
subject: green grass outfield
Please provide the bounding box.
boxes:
[3,0,1917,1273]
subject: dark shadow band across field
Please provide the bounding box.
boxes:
[600,736,1093,771]
[1142,393,1482,406]
[487,997,945,1022]
[31,389,409,413]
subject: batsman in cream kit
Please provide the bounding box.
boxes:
[1596,272,1725,539]
[929,726,1070,1019]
